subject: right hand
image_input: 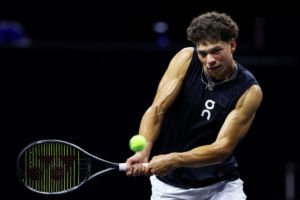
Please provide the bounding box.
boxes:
[125,152,150,176]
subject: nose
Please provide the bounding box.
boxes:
[206,54,216,65]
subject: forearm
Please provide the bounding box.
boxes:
[172,141,231,168]
[147,141,231,177]
[138,106,164,158]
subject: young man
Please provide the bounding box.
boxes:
[126,11,263,199]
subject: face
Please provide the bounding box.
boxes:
[196,40,236,80]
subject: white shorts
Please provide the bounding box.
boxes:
[150,175,246,200]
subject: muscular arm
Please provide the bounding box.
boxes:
[139,48,193,158]
[149,84,263,175]
[125,48,193,175]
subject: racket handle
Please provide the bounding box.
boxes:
[119,163,148,171]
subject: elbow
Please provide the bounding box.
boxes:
[216,149,232,164]
[211,151,231,164]
[212,143,234,164]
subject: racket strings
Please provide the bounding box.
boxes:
[19,142,89,193]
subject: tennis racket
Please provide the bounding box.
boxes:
[17,139,146,194]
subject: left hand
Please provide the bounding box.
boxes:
[148,153,178,177]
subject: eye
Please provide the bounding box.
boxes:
[198,52,207,57]
[211,49,222,54]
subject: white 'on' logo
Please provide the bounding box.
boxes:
[201,99,215,120]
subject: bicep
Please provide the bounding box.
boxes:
[152,77,181,115]
[151,48,193,115]
[215,85,263,150]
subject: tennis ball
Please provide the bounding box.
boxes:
[129,135,146,152]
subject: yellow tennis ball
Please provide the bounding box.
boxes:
[129,135,146,152]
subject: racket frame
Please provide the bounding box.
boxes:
[17,139,125,194]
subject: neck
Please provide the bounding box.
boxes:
[223,61,237,81]
[205,61,237,81]
[201,61,238,91]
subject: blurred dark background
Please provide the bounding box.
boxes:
[3,0,299,199]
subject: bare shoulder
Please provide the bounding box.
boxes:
[177,47,194,60]
[179,47,195,54]
[168,47,195,79]
[236,84,263,113]
[246,84,263,102]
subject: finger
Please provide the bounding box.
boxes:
[126,164,133,176]
[133,164,145,176]
[144,166,152,176]
[132,164,142,176]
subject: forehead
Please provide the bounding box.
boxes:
[196,41,228,51]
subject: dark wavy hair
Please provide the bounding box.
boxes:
[187,11,239,45]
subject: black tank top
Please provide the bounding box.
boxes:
[154,48,259,188]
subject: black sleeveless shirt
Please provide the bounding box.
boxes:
[154,48,259,188]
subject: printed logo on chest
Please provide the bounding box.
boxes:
[201,99,215,120]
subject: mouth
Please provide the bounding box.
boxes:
[207,65,221,71]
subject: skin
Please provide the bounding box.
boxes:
[126,39,263,177]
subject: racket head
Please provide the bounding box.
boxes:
[17,139,91,194]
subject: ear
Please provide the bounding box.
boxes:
[230,39,236,53]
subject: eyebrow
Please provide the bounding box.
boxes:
[197,46,222,54]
